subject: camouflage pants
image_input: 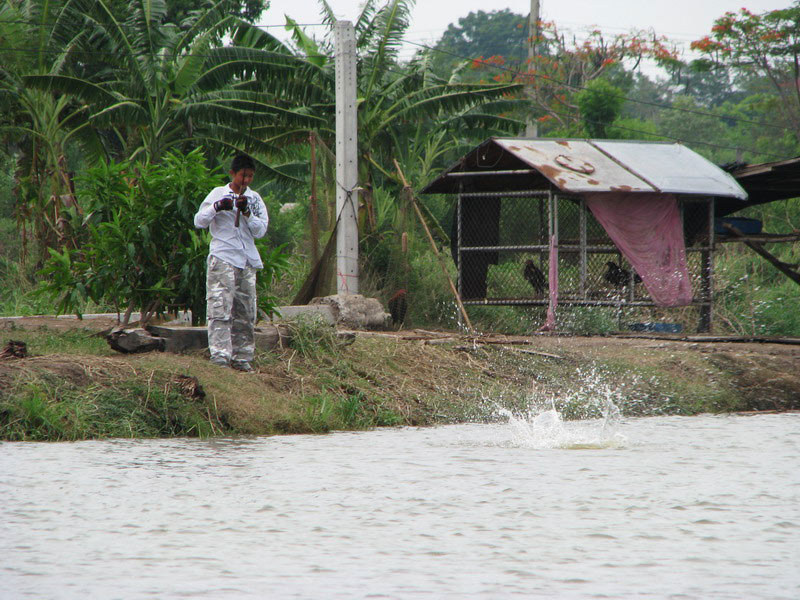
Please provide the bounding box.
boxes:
[206,255,257,365]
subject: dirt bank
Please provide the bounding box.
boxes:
[1,317,798,441]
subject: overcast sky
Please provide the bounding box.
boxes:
[259,0,791,63]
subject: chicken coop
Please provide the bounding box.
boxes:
[422,138,750,332]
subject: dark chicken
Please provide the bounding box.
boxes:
[387,289,407,326]
[604,261,642,287]
[523,260,547,294]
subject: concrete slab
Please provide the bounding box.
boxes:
[0,311,192,325]
[146,324,289,353]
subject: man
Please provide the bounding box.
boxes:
[193,154,269,372]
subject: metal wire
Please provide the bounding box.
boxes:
[453,192,717,327]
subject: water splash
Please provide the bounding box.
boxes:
[496,405,626,450]
[495,368,629,450]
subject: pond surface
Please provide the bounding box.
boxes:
[1,412,798,599]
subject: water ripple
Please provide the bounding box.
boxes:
[1,414,798,599]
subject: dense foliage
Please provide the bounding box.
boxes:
[0,0,798,335]
[36,149,220,324]
[430,9,528,77]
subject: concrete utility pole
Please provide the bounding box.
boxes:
[335,20,359,294]
[525,0,540,137]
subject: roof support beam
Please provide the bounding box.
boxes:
[446,169,537,177]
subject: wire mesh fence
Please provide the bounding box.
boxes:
[283,147,724,334]
[453,191,716,332]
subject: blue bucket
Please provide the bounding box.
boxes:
[715,217,762,235]
[629,322,683,333]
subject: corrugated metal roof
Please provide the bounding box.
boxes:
[591,140,747,198]
[422,138,749,199]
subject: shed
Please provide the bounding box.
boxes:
[718,157,800,289]
[724,155,800,208]
[422,137,750,332]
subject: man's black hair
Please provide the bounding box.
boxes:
[230,154,255,173]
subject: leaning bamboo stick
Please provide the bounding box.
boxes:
[393,159,474,332]
[309,133,320,263]
[723,223,800,287]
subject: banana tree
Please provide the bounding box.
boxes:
[0,0,105,254]
[23,0,325,179]
[285,0,524,231]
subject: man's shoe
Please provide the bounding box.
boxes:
[210,357,230,367]
[231,361,254,372]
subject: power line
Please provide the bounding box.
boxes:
[3,43,791,161]
[541,20,713,42]
[0,33,788,140]
[0,45,318,62]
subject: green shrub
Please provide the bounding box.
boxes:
[0,377,219,441]
[34,150,289,326]
[35,150,221,324]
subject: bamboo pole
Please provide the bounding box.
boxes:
[310,133,320,263]
[393,159,474,332]
[308,132,337,230]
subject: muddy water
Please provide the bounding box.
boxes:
[1,413,798,599]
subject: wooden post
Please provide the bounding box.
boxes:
[579,198,587,298]
[335,20,359,295]
[699,198,714,333]
[394,160,474,332]
[307,133,337,231]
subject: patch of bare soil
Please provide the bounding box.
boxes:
[0,353,139,389]
[346,328,800,412]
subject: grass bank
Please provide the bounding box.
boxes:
[1,318,798,441]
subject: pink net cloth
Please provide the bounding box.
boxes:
[539,234,558,331]
[585,193,693,307]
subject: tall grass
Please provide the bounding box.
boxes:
[0,376,219,441]
[298,390,401,433]
[714,248,800,335]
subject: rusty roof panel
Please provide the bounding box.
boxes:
[494,139,655,193]
[422,138,749,199]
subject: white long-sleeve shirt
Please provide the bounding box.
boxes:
[193,183,269,269]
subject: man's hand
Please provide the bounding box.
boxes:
[214,197,234,211]
[235,195,250,214]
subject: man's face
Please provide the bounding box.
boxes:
[230,168,254,193]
